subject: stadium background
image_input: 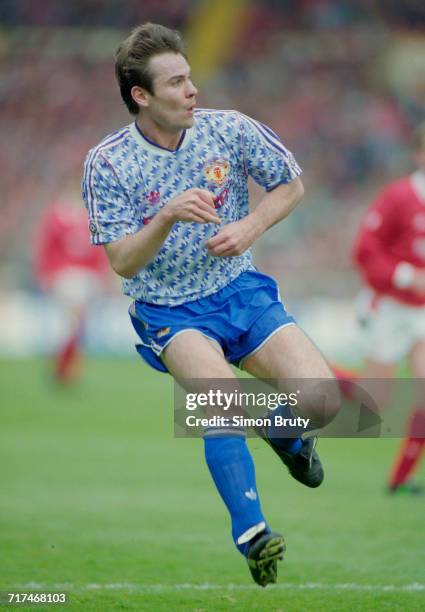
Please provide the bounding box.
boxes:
[1,0,424,359]
[1,2,424,611]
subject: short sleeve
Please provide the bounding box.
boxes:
[82,152,139,245]
[237,112,302,191]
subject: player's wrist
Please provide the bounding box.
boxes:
[157,206,177,227]
[247,210,267,239]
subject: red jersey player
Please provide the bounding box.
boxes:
[34,183,110,383]
[336,123,425,493]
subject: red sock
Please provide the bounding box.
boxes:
[332,365,358,400]
[388,407,425,488]
[55,329,80,383]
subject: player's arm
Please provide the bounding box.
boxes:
[352,186,425,294]
[207,178,303,257]
[207,112,303,257]
[33,207,57,287]
[104,188,220,279]
[83,153,219,279]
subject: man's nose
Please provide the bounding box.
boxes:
[187,81,198,97]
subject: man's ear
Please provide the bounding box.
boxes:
[131,86,150,109]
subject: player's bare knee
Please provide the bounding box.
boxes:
[294,378,341,428]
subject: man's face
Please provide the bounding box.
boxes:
[142,52,198,132]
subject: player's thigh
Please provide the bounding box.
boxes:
[242,324,333,380]
[162,329,234,381]
[243,325,338,424]
[163,331,239,419]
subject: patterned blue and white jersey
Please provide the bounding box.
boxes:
[82,109,301,305]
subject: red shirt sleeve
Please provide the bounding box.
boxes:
[33,207,59,288]
[352,185,402,293]
[33,203,110,289]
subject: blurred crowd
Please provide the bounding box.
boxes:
[1,0,424,29]
[0,0,195,28]
[0,0,424,296]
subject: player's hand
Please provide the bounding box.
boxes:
[206,216,260,257]
[161,188,221,225]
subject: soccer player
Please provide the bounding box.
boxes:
[82,23,339,586]
[336,123,425,493]
[34,182,110,384]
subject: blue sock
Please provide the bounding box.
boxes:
[204,432,267,555]
[268,404,303,455]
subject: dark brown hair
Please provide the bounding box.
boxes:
[115,22,186,115]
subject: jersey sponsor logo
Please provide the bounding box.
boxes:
[204,156,230,186]
[213,187,229,210]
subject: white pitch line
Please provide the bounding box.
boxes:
[15,582,425,593]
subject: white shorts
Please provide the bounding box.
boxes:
[356,289,425,363]
[50,267,104,309]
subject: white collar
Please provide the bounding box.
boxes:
[129,121,194,156]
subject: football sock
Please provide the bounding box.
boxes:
[267,404,303,455]
[204,429,267,555]
[389,407,425,488]
[55,329,80,383]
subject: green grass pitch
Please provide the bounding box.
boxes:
[1,358,424,611]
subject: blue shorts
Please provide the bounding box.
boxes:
[129,269,295,373]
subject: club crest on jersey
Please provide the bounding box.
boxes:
[204,157,230,186]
